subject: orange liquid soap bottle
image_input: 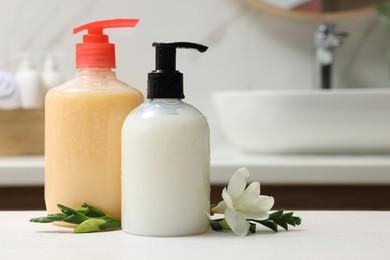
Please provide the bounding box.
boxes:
[45,19,143,221]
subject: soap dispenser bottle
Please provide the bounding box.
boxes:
[41,52,64,93]
[14,52,43,109]
[122,42,210,236]
[45,19,143,221]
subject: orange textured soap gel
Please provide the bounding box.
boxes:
[45,19,143,221]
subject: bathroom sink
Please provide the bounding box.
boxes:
[212,88,390,154]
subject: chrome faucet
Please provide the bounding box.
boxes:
[314,23,348,89]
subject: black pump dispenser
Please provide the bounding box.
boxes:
[147,42,208,99]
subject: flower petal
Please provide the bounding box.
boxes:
[227,167,250,199]
[256,195,275,212]
[222,188,234,210]
[235,181,260,206]
[224,207,250,236]
[241,211,269,220]
[211,201,226,214]
[239,195,275,220]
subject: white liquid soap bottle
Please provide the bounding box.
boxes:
[14,53,43,109]
[122,42,210,237]
[41,52,64,93]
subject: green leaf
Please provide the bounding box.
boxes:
[57,204,80,215]
[276,220,289,231]
[269,210,283,220]
[292,216,302,226]
[74,218,106,233]
[210,220,222,231]
[258,220,278,232]
[29,217,56,223]
[219,219,232,231]
[30,203,121,234]
[29,213,67,223]
[98,219,121,230]
[249,223,257,233]
[47,213,67,220]
[287,218,297,226]
[63,214,88,225]
[80,203,106,218]
[74,207,88,215]
[281,212,293,221]
[250,210,302,232]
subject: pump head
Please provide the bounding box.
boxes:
[73,19,139,68]
[147,42,208,99]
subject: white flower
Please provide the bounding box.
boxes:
[212,167,274,236]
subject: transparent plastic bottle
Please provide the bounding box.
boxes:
[45,19,143,221]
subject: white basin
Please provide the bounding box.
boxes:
[212,89,390,154]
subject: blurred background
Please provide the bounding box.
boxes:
[1,0,390,210]
[1,0,389,139]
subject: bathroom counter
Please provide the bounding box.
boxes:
[2,146,390,186]
[211,146,390,184]
[0,210,389,259]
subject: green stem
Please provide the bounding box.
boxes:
[30,203,121,233]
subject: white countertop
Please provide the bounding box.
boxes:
[0,211,389,259]
[2,145,390,186]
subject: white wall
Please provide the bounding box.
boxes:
[0,0,388,144]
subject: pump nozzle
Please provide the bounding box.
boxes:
[73,18,139,68]
[148,42,208,99]
[73,19,139,35]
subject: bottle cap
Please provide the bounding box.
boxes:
[147,42,208,99]
[73,19,139,68]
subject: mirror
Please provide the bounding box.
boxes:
[244,0,385,21]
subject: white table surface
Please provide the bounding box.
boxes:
[0,211,389,259]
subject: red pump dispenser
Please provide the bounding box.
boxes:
[73,19,139,68]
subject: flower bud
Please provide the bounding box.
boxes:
[74,218,106,233]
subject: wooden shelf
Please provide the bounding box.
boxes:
[0,109,44,156]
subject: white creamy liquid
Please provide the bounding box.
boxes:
[122,111,210,236]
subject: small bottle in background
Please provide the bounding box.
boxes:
[41,52,64,93]
[14,52,43,109]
